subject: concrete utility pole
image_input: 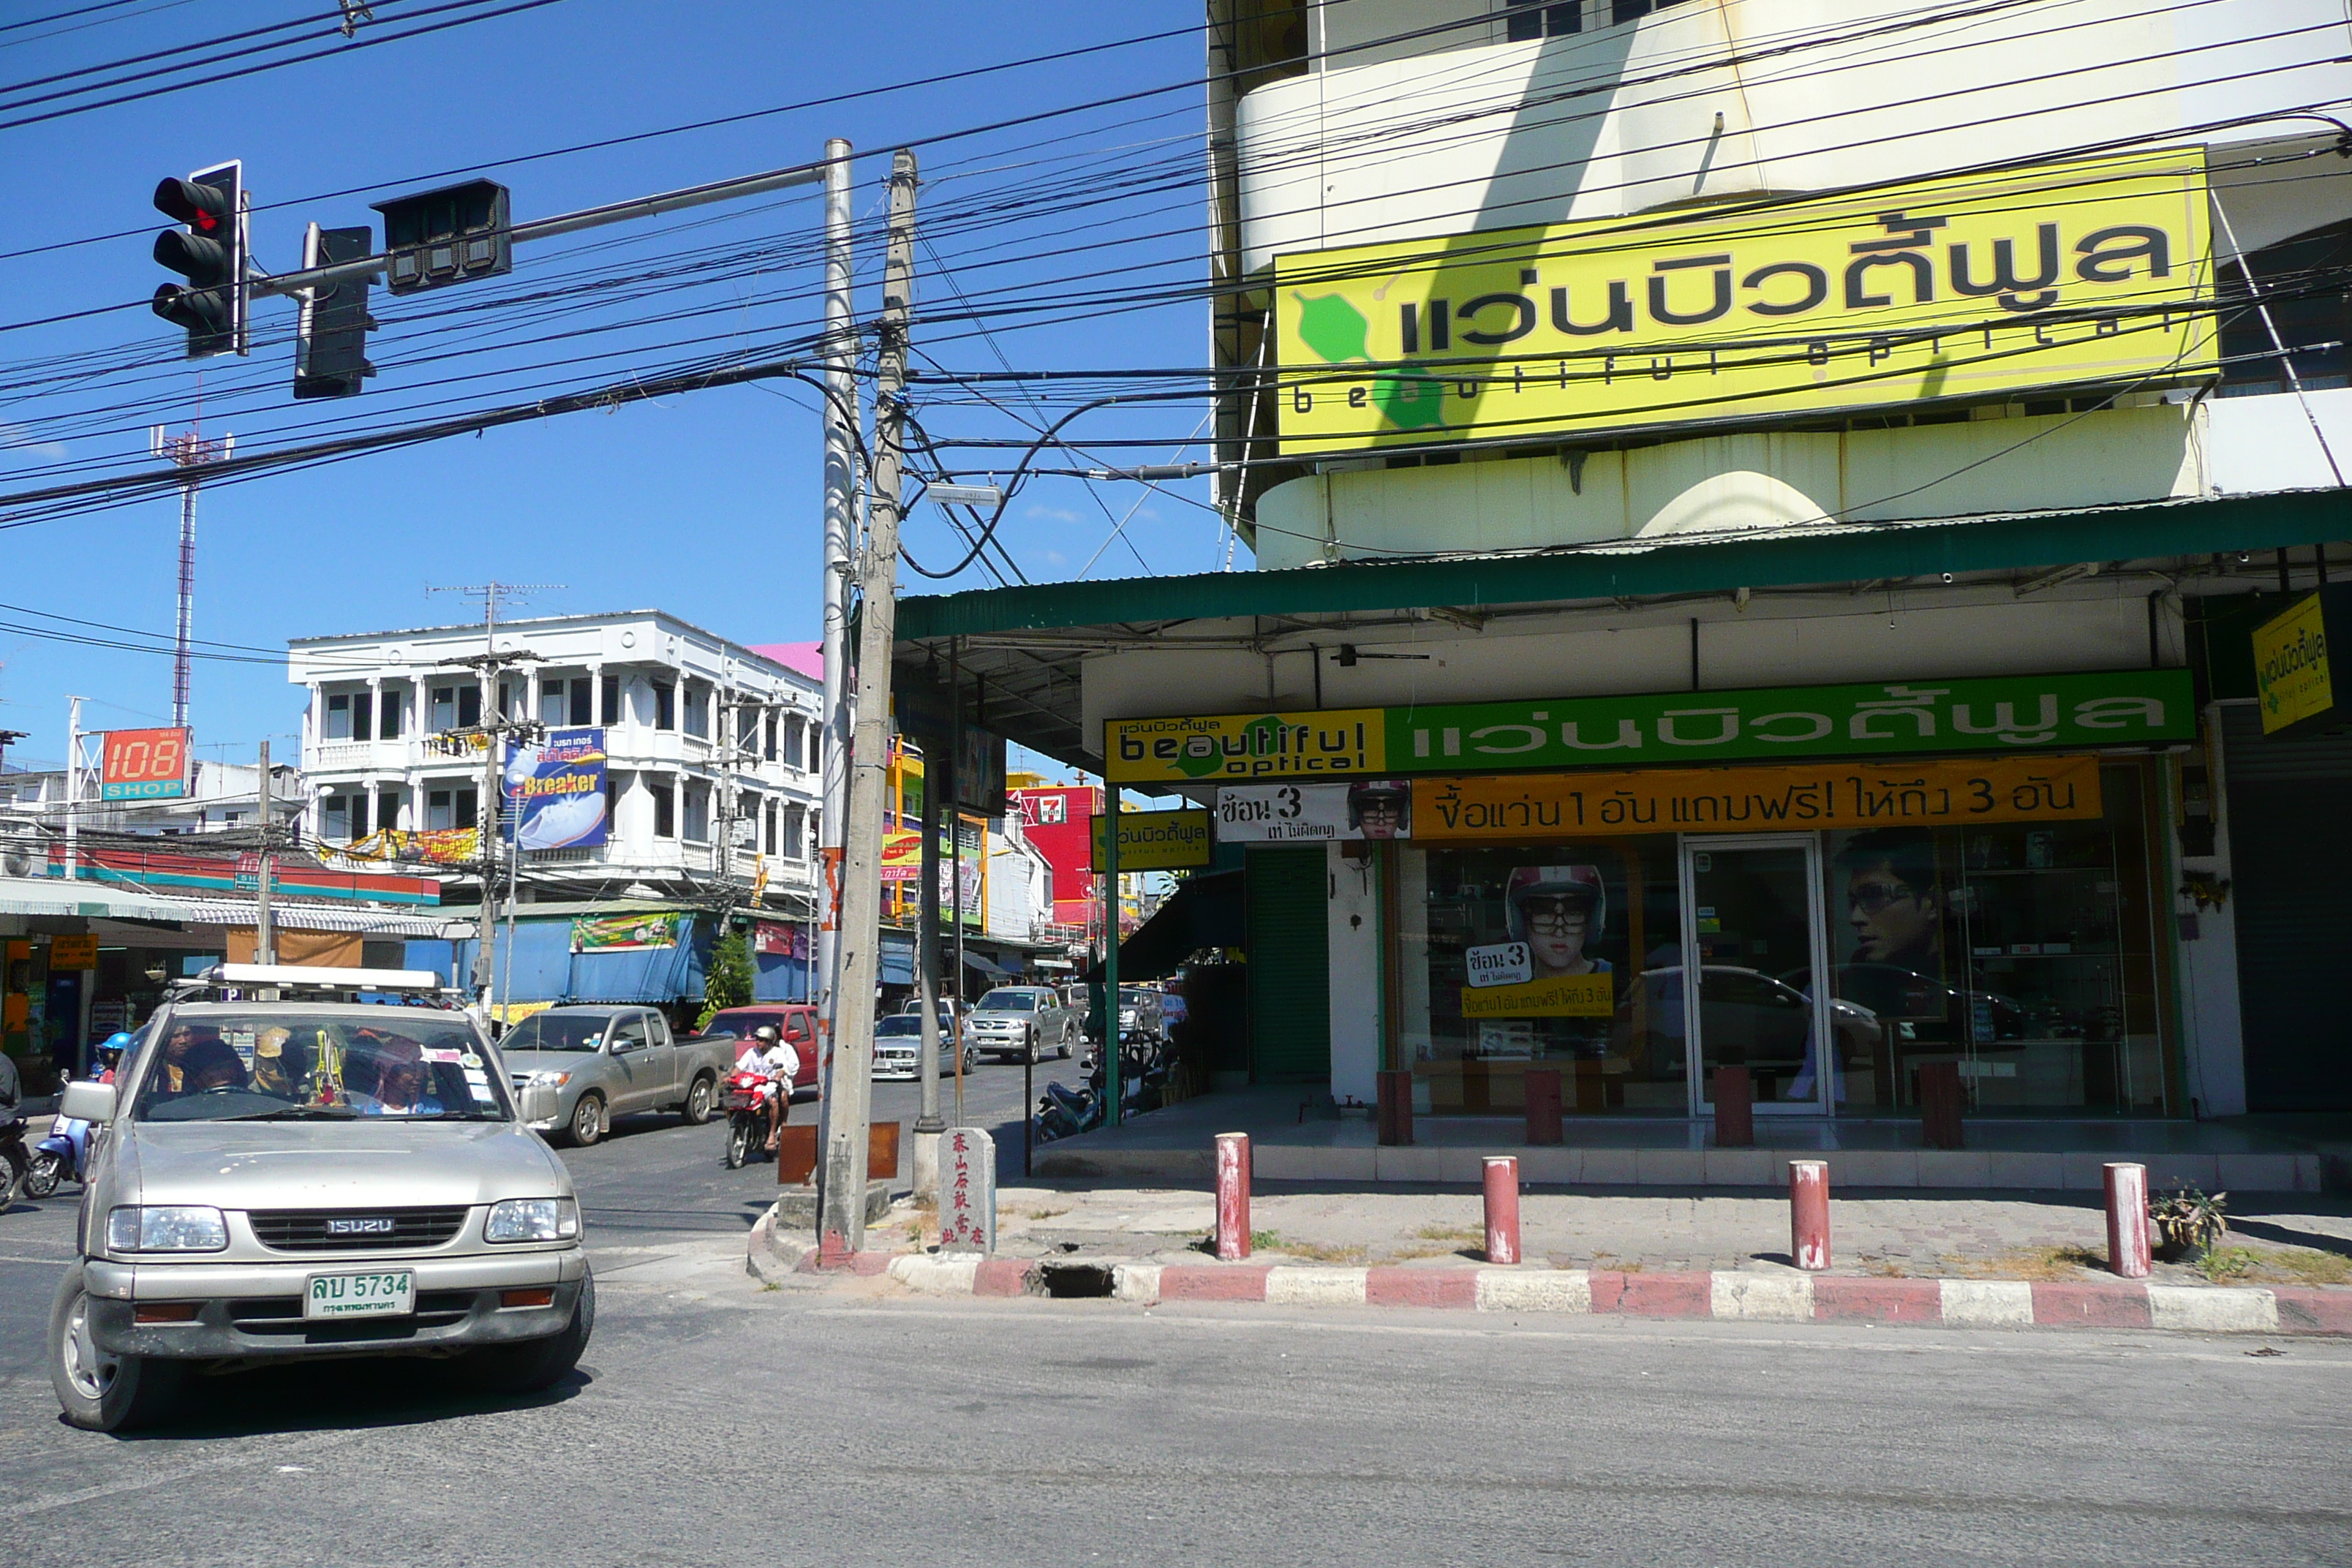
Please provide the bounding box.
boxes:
[255,739,275,965]
[914,730,944,1194]
[818,148,916,1261]
[815,137,856,1139]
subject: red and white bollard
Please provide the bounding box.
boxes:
[1483,1156,1521,1265]
[1789,1160,1831,1272]
[1215,1131,1252,1261]
[2104,1161,2152,1278]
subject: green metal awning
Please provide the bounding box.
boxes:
[892,487,2348,774]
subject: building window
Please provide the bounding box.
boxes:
[1610,0,1685,23]
[377,788,403,831]
[654,682,676,731]
[1504,0,1580,39]
[323,794,370,841]
[783,807,805,859]
[429,684,481,731]
[682,785,710,843]
[426,786,478,832]
[540,682,567,729]
[762,799,778,856]
[683,683,710,739]
[324,693,351,741]
[500,679,527,723]
[570,678,592,728]
[606,771,619,834]
[653,776,676,839]
[377,688,402,739]
[738,702,759,755]
[600,674,621,726]
[763,712,778,762]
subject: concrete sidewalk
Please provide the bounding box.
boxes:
[873,1180,2352,1289]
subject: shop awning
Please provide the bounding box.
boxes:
[1088,870,1244,983]
[961,951,1017,981]
[0,876,461,935]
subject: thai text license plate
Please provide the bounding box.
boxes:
[305,1270,415,1320]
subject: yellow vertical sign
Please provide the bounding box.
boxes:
[2253,592,2334,735]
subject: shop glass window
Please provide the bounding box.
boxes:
[1822,762,2168,1116]
[1398,837,1685,1115]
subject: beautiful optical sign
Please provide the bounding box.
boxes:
[1273,147,2215,455]
[1103,671,2190,784]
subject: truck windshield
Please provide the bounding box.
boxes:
[976,992,1036,1012]
[132,1013,509,1123]
[502,1014,608,1052]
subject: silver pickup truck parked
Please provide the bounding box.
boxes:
[500,1004,736,1146]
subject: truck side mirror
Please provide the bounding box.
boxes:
[58,1080,116,1124]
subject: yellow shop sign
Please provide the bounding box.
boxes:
[1414,755,2103,840]
[2253,591,2336,736]
[1107,709,1384,784]
[1274,147,2215,455]
[1460,973,1614,1020]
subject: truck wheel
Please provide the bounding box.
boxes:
[468,1270,594,1395]
[568,1094,605,1147]
[50,1264,182,1433]
[681,1074,715,1126]
[1058,1031,1073,1060]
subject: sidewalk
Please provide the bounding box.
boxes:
[920,1181,2352,1288]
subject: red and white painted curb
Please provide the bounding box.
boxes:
[871,1256,2352,1335]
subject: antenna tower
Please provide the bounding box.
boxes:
[151,425,233,728]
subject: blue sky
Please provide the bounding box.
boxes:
[0,0,1224,772]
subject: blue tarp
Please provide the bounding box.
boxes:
[415,912,712,1005]
[753,952,813,1003]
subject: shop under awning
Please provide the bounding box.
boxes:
[0,876,463,936]
[1090,870,1244,983]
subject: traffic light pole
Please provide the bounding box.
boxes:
[818,148,917,1264]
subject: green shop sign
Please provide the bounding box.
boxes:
[1387,669,2192,773]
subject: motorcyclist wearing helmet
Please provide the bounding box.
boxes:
[1505,865,1611,979]
[734,1025,799,1153]
[94,1032,136,1087]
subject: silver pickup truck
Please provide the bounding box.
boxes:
[48,963,590,1433]
[500,1004,738,1146]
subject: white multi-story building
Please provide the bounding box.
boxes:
[287,611,821,909]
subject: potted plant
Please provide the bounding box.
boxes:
[2149,1186,2228,1264]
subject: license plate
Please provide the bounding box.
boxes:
[305,1270,415,1320]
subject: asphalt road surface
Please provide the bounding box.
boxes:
[5,1056,2348,1567]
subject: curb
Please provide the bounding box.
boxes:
[862,1255,2352,1336]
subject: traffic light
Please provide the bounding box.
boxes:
[372,179,510,293]
[151,161,246,358]
[293,224,377,399]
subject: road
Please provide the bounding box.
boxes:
[3,1055,2348,1566]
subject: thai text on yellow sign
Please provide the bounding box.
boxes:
[1090,809,1215,872]
[2253,592,2334,734]
[48,934,99,968]
[1460,973,1614,1019]
[1106,709,1384,784]
[1413,755,2103,841]
[1274,147,2215,455]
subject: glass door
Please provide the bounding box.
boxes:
[1681,837,1833,1115]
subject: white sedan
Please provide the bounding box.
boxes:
[872,1013,979,1079]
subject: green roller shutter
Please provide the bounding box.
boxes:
[1247,845,1329,1083]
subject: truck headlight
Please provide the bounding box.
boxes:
[486,1197,581,1243]
[529,1070,572,1087]
[107,1206,227,1253]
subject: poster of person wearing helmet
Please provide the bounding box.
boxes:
[1345,780,1411,840]
[1504,864,1610,979]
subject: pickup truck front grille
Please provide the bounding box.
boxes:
[229,1291,475,1336]
[247,1207,469,1252]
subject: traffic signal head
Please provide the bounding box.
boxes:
[151,162,246,357]
[293,224,377,399]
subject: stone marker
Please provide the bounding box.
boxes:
[939,1127,997,1254]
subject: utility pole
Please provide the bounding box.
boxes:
[913,730,944,1195]
[255,739,275,965]
[818,148,916,1262]
[430,581,553,1014]
[64,696,84,882]
[815,137,856,1160]
[150,426,230,730]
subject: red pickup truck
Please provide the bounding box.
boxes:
[698,1004,821,1100]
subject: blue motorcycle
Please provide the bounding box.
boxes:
[26,1034,130,1200]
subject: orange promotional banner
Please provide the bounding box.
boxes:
[1412,755,2103,841]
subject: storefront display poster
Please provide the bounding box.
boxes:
[502,728,608,850]
[1216,780,1412,841]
